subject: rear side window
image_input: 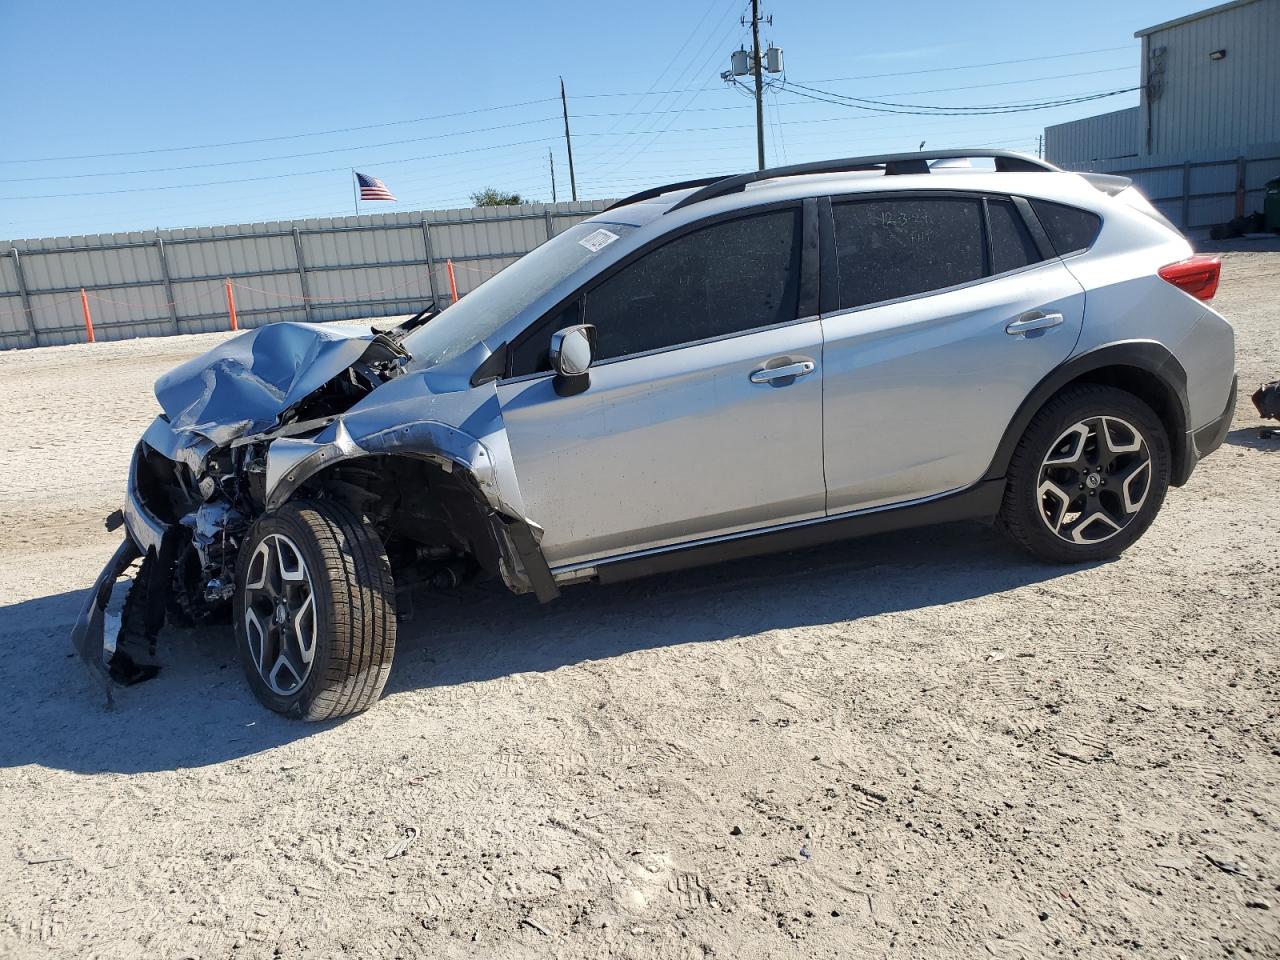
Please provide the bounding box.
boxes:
[1029,199,1102,256]
[581,208,801,362]
[987,198,1042,274]
[831,198,985,309]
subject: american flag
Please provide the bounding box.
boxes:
[355,172,396,201]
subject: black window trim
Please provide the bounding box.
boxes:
[499,198,816,383]
[1012,194,1057,260]
[985,196,1058,279]
[820,188,1066,319]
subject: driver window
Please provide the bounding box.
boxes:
[583,208,801,363]
[508,300,579,377]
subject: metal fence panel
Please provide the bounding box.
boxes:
[1059,143,1280,230]
[0,199,610,349]
[0,254,24,340]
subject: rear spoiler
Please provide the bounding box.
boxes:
[1080,172,1133,196]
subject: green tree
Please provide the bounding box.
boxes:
[470,187,527,207]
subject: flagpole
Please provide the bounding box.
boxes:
[351,170,358,216]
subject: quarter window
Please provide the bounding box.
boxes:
[581,208,801,362]
[1029,199,1102,256]
[831,198,985,309]
[987,198,1043,274]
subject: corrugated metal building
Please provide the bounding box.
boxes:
[1047,0,1279,164]
[1044,106,1141,165]
[1137,0,1280,155]
[1043,0,1280,229]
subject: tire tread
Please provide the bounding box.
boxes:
[997,384,1170,564]
[236,499,396,721]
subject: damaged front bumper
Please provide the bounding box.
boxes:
[70,439,176,699]
[69,536,141,702]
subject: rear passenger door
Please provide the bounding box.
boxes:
[820,193,1086,512]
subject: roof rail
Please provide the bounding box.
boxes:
[665,150,1058,213]
[604,175,730,212]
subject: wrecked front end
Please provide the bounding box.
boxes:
[72,319,555,697]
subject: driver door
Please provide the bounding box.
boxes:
[496,204,825,569]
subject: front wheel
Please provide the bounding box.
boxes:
[234,500,396,720]
[997,385,1171,564]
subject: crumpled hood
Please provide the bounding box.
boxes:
[154,322,375,446]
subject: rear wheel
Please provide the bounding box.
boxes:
[234,500,396,720]
[998,385,1170,564]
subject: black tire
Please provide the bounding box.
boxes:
[233,500,396,720]
[997,384,1171,564]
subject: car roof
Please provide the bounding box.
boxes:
[593,165,1112,234]
[484,151,1149,357]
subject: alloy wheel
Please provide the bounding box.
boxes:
[242,533,318,695]
[1036,416,1153,545]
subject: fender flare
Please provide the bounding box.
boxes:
[981,340,1192,485]
[262,420,559,602]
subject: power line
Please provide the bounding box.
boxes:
[781,81,1142,116]
[569,44,1135,98]
[589,5,749,176]
[0,116,560,184]
[796,45,1133,84]
[582,0,726,144]
[792,65,1133,101]
[784,79,1140,111]
[3,47,1143,234]
[9,82,1125,202]
[0,45,1134,169]
[4,67,1138,186]
[0,98,562,166]
[0,137,560,201]
[585,0,747,171]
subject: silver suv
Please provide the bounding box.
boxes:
[73,150,1237,719]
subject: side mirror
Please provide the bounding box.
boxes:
[549,324,596,396]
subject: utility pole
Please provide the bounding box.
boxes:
[549,148,557,203]
[750,0,765,170]
[723,6,782,171]
[560,77,578,201]
[1037,134,1044,159]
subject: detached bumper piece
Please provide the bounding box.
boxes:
[70,533,168,704]
[1253,379,1280,422]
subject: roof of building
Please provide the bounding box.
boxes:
[1135,0,1263,38]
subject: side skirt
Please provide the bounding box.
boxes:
[561,479,1006,587]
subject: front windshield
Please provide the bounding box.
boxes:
[404,220,636,370]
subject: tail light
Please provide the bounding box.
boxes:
[1158,256,1221,301]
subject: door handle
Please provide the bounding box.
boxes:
[1005,311,1064,336]
[749,359,816,384]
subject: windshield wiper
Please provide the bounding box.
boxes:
[372,301,439,344]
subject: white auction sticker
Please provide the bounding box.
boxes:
[577,228,620,253]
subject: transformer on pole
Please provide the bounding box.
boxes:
[722,3,784,171]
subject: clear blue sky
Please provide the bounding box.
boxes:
[0,0,1207,240]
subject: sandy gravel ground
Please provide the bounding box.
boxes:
[1,256,1278,960]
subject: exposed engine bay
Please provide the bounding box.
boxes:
[71,308,558,699]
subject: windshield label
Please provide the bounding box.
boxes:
[577,228,620,253]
